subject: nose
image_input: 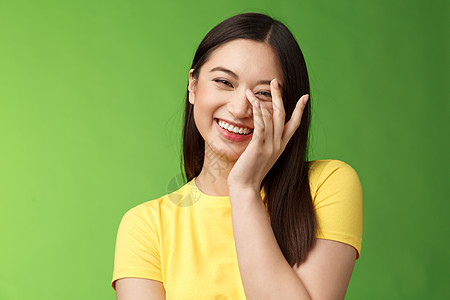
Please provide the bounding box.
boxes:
[226,88,253,119]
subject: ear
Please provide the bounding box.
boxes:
[188,69,197,105]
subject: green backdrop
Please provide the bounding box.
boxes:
[0,0,448,299]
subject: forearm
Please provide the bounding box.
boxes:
[229,187,312,300]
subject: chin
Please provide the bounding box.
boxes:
[207,139,246,162]
[219,141,249,161]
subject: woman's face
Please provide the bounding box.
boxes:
[188,38,284,162]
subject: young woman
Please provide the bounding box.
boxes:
[112,13,363,300]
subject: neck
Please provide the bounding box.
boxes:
[195,146,236,197]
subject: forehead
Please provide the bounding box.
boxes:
[202,39,283,82]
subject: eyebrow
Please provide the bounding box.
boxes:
[210,66,282,88]
[210,67,239,79]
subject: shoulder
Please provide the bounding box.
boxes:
[122,198,162,220]
[307,159,363,257]
[119,181,192,225]
[308,159,362,199]
[308,159,359,179]
[116,200,161,240]
[113,200,166,289]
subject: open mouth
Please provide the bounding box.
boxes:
[215,118,253,135]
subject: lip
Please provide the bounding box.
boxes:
[214,118,253,143]
[215,118,253,130]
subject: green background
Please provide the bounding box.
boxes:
[0,0,448,299]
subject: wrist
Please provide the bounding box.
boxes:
[228,183,260,196]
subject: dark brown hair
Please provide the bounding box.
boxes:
[181,13,316,266]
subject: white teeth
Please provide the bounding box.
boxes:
[217,119,251,135]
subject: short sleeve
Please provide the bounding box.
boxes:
[111,204,162,289]
[310,160,363,259]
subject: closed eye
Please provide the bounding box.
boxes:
[213,79,234,88]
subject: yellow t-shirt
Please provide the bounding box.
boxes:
[111,159,363,298]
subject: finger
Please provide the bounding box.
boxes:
[246,89,265,143]
[260,101,273,145]
[270,79,285,145]
[281,94,309,147]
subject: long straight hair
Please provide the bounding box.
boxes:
[182,13,316,266]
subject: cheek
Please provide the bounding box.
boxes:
[261,102,274,115]
[195,87,225,115]
[194,97,215,117]
[192,93,217,128]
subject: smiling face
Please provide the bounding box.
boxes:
[189,39,283,161]
[188,38,284,162]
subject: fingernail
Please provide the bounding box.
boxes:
[246,89,253,96]
[303,94,309,104]
[272,79,279,89]
[253,99,260,108]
